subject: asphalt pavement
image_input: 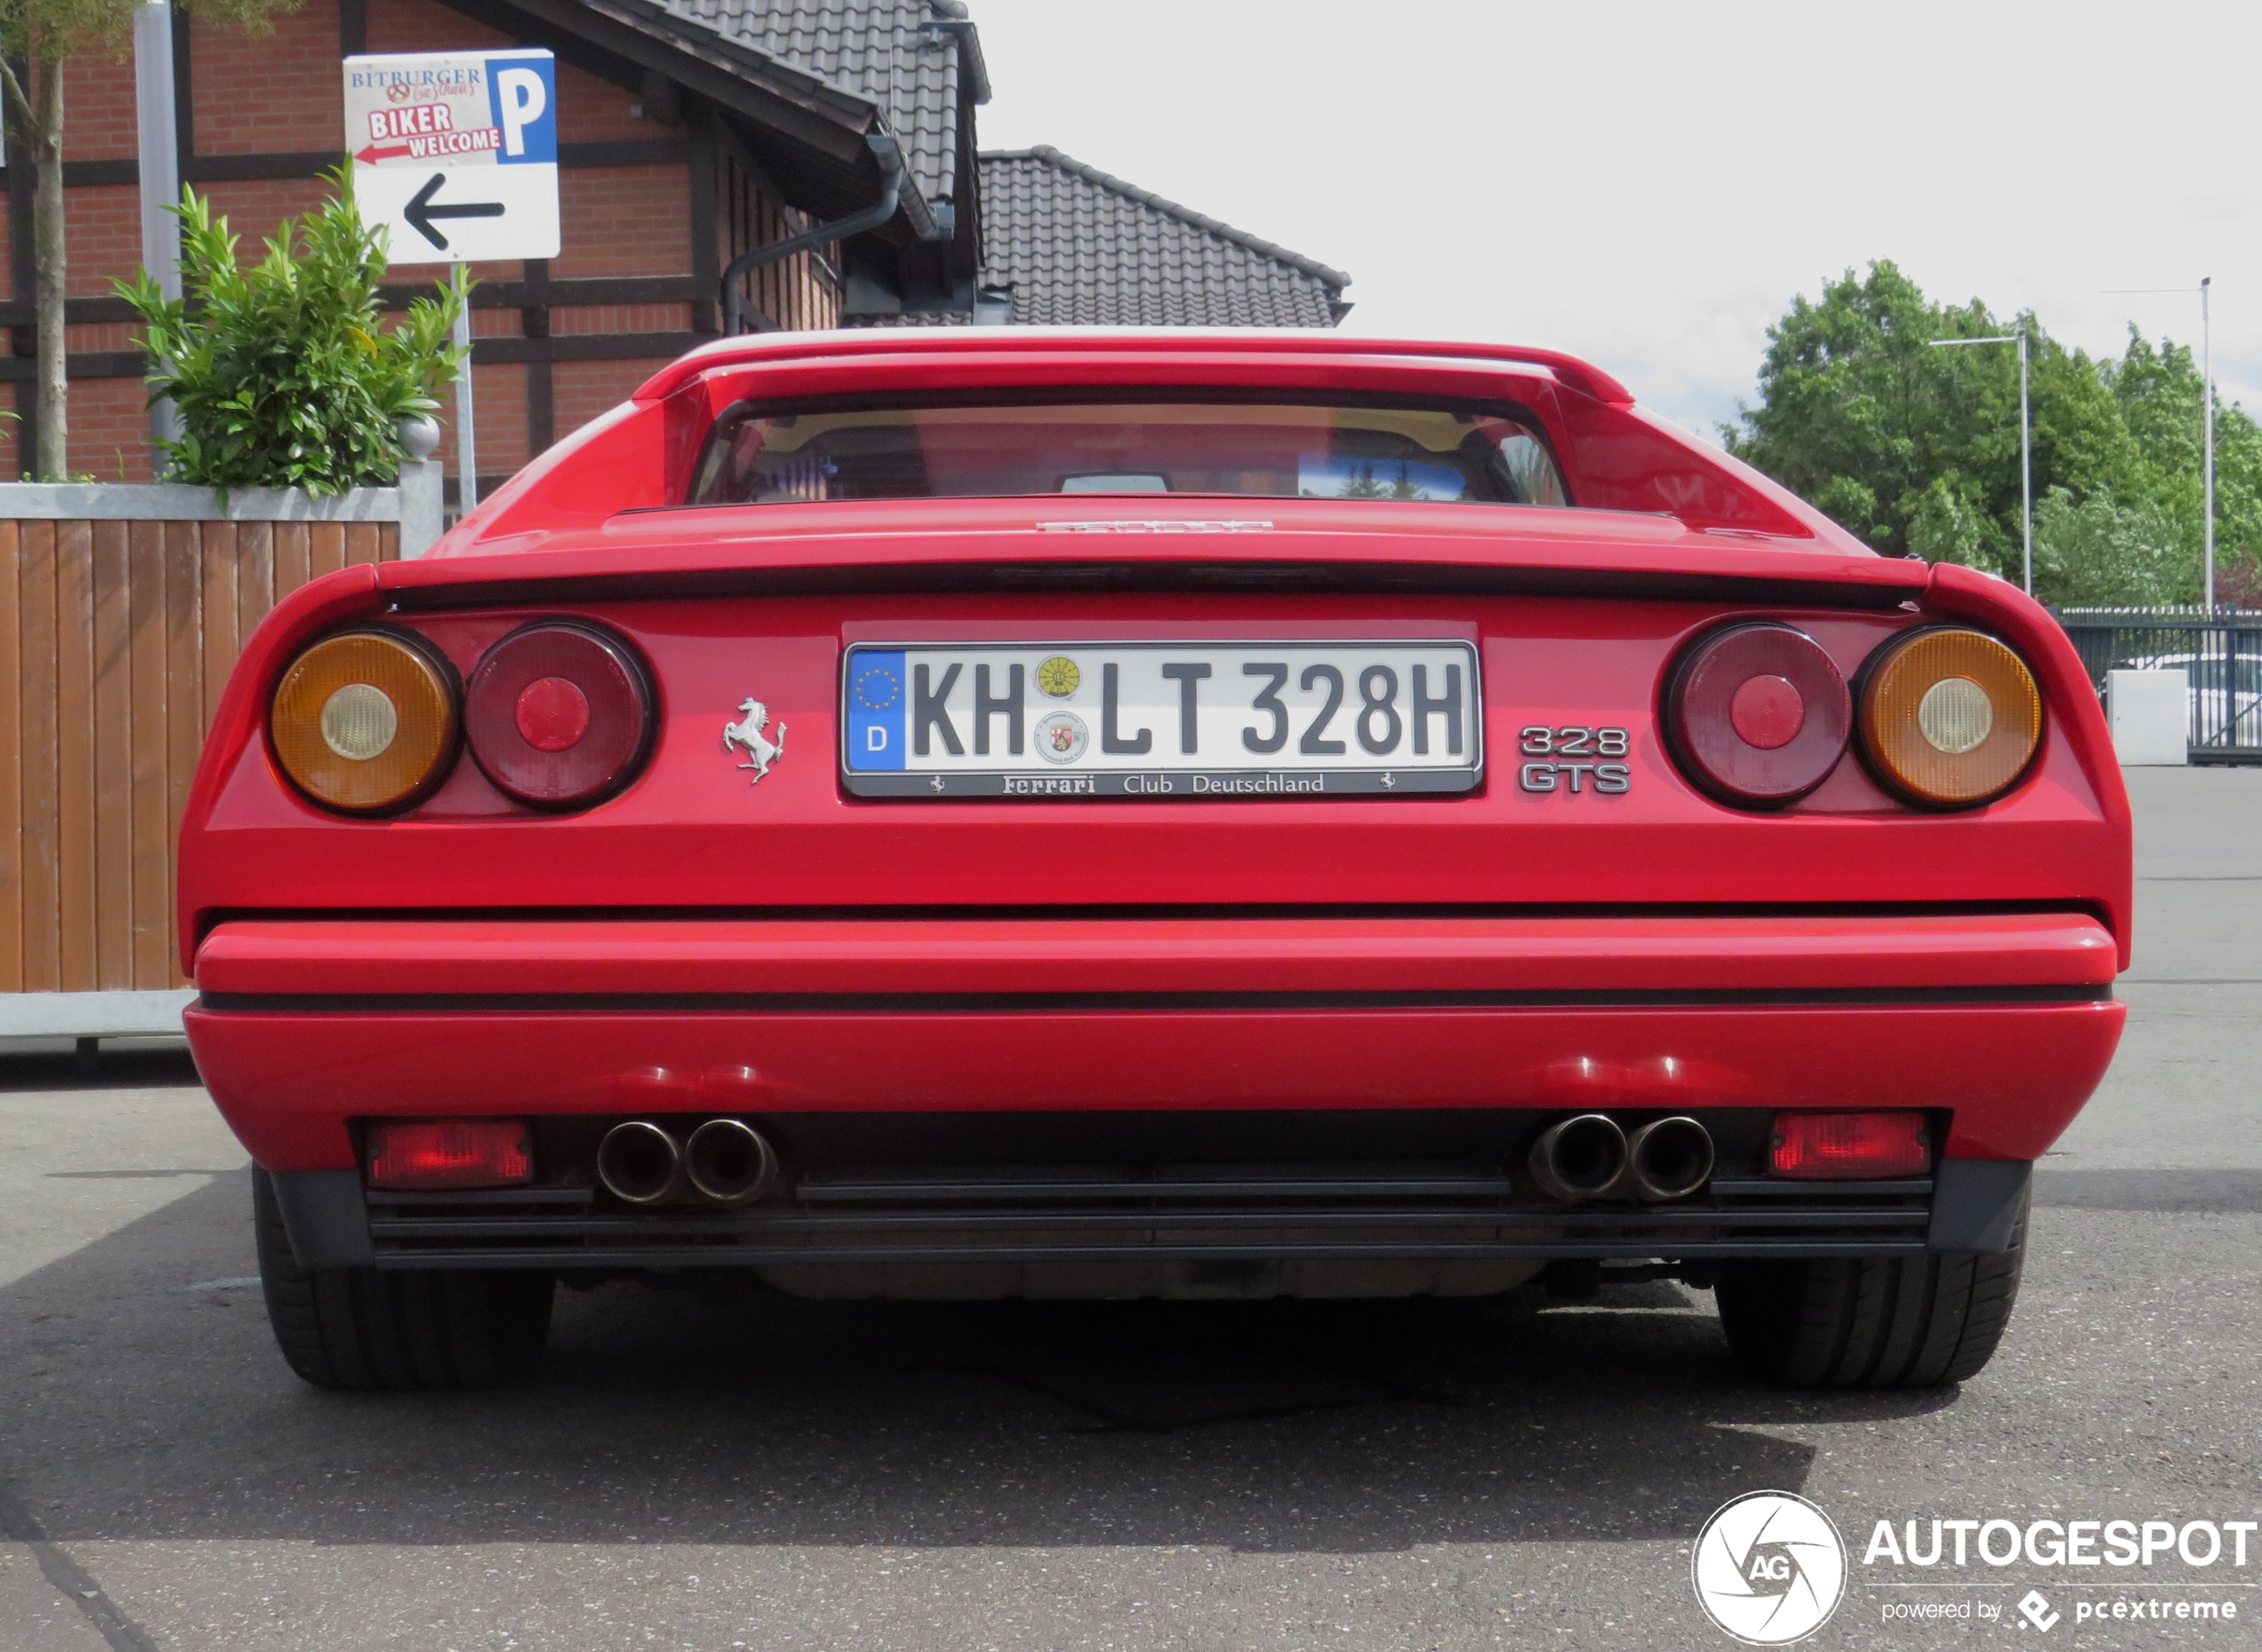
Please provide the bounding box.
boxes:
[1,766,2257,1652]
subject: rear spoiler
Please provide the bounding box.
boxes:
[378,509,1926,611]
[631,330,1640,409]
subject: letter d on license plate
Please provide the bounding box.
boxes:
[841,640,1482,798]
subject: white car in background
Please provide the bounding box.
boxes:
[2120,649,2262,752]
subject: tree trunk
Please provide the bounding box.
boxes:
[32,54,64,481]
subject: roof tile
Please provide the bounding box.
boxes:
[968,146,1349,328]
[657,0,980,202]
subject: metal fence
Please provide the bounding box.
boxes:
[2053,608,2262,762]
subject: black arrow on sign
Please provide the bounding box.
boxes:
[403,172,506,252]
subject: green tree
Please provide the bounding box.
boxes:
[1730,260,2262,606]
[1905,475,1985,566]
[2030,488,2188,607]
[0,0,295,477]
[1338,462,1387,499]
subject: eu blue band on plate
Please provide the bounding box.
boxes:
[845,651,907,769]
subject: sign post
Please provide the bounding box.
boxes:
[134,0,183,451]
[343,49,560,513]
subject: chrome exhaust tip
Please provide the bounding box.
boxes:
[683,1118,778,1206]
[1529,1113,1629,1203]
[1627,1116,1715,1201]
[596,1119,683,1205]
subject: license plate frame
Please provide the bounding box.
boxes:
[840,639,1484,799]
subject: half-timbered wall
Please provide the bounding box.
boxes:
[0,0,841,493]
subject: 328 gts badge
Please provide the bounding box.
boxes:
[1518,725,1631,795]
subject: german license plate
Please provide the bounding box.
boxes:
[841,641,1483,798]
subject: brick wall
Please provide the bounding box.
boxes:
[61,53,138,164]
[551,304,693,336]
[554,358,669,434]
[427,300,527,477]
[54,377,155,482]
[59,186,142,299]
[435,359,532,478]
[555,167,690,280]
[192,5,349,155]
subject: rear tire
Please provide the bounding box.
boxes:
[254,1169,553,1391]
[1714,1243,2024,1388]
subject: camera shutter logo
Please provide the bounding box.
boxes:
[1691,1491,1846,1644]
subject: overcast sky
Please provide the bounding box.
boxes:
[968,0,2261,443]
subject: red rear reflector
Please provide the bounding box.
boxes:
[1729,674,1805,749]
[367,1119,533,1189]
[515,675,592,752]
[1770,1111,1930,1180]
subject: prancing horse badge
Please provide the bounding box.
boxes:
[722,698,785,784]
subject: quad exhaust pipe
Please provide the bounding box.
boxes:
[1530,1113,1628,1203]
[1529,1112,1714,1203]
[596,1120,682,1205]
[683,1118,778,1206]
[598,1119,778,1207]
[1626,1116,1715,1201]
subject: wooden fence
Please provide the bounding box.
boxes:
[0,517,399,997]
[0,450,457,1031]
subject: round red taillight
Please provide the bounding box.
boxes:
[465,622,655,808]
[1665,622,1851,805]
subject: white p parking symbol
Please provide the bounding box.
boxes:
[495,67,547,156]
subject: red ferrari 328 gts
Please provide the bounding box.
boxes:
[177,330,2130,1392]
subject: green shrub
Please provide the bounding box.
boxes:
[118,169,466,495]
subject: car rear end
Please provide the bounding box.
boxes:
[179,332,2129,1389]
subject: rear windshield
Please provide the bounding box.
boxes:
[686,399,1571,508]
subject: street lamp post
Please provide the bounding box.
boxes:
[2104,281,2217,611]
[1931,330,2032,596]
[2202,276,2215,612]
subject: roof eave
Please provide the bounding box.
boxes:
[503,0,882,161]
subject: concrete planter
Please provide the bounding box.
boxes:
[0,460,445,558]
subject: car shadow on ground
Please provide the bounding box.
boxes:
[0,1168,1960,1558]
[0,1044,203,1093]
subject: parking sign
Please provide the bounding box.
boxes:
[343,50,560,263]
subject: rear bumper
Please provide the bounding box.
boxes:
[193,912,2117,998]
[185,912,2124,1171]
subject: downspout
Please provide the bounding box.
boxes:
[721,131,903,334]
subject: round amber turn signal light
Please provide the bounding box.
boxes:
[271,630,459,812]
[1859,628,2041,807]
